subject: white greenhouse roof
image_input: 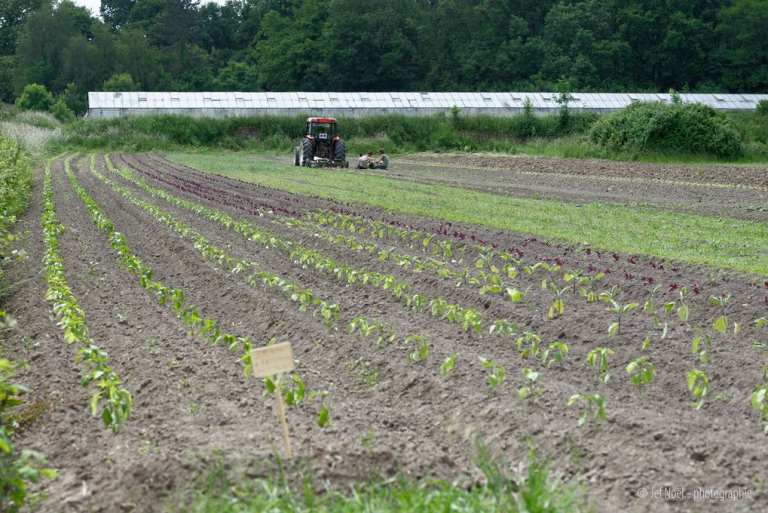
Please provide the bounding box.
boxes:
[89,91,768,111]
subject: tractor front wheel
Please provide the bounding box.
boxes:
[333,139,347,165]
[300,138,313,167]
[293,146,300,166]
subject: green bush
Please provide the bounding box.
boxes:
[589,101,744,158]
[757,100,768,117]
[50,98,75,123]
[15,84,54,112]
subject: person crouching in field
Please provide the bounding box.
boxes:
[370,148,389,169]
[357,150,373,169]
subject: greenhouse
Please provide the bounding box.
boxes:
[86,91,768,119]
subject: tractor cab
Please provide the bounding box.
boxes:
[306,118,338,141]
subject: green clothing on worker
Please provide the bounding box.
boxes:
[380,153,389,167]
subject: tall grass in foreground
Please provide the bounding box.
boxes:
[178,443,588,512]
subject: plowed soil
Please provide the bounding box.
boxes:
[4,153,768,512]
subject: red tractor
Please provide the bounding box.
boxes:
[294,117,348,168]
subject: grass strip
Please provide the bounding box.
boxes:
[168,153,768,276]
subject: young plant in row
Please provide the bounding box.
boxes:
[563,269,583,296]
[261,357,331,429]
[606,299,638,336]
[710,294,738,335]
[489,319,518,338]
[516,332,542,359]
[440,353,458,377]
[627,357,656,391]
[478,357,506,391]
[548,282,569,320]
[541,342,568,368]
[347,317,396,345]
[405,335,430,364]
[644,285,662,326]
[586,347,614,383]
[691,327,713,364]
[580,272,605,303]
[687,369,710,410]
[567,394,606,427]
[518,368,543,402]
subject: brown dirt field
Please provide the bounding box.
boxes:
[3,153,768,512]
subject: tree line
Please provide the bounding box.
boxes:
[1,0,766,113]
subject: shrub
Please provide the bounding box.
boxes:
[50,98,75,123]
[15,84,53,112]
[589,101,744,158]
[757,100,768,117]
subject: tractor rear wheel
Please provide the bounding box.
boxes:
[300,138,313,167]
[293,146,300,166]
[333,139,347,164]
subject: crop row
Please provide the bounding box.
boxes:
[43,156,132,433]
[69,156,337,428]
[106,156,523,338]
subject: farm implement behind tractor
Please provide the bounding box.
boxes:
[294,117,349,168]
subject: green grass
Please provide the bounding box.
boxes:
[168,152,768,276]
[177,444,588,512]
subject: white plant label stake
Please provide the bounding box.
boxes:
[250,342,295,458]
